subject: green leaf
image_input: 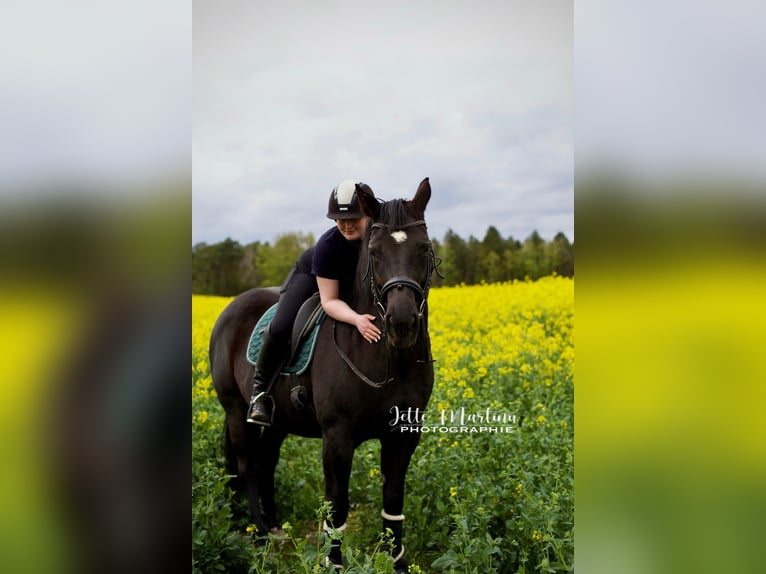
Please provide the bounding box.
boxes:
[431,551,458,569]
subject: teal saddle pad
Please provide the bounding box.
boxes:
[246,303,326,376]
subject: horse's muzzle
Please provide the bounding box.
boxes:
[384,288,421,348]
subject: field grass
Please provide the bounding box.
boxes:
[192,277,574,573]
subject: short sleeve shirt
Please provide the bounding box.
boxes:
[311,227,361,299]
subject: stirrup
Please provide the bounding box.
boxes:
[246,392,274,426]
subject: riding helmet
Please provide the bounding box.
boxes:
[327,180,375,220]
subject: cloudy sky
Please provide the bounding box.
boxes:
[0,1,190,192]
[193,0,573,246]
[2,1,762,247]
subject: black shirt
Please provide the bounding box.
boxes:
[311,227,361,299]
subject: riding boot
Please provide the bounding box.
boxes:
[246,330,289,426]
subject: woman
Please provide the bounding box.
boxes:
[247,180,382,426]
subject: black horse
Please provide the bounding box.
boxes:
[209,178,438,570]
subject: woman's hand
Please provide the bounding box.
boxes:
[355,314,381,343]
[317,277,381,343]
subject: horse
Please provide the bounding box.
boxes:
[209,178,438,571]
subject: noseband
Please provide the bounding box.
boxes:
[364,220,442,320]
[379,276,426,317]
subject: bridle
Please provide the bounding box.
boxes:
[332,219,442,389]
[364,220,443,321]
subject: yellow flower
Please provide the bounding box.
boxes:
[191,279,576,549]
[532,530,543,542]
[246,524,256,533]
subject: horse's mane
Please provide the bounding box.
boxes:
[378,199,411,230]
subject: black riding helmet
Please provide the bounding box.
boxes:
[327,180,375,220]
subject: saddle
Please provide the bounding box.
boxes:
[246,293,325,376]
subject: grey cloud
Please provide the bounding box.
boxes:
[193,0,573,245]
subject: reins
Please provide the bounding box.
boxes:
[332,321,394,388]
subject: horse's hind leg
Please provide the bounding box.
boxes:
[256,429,286,529]
[223,406,270,535]
[223,424,241,493]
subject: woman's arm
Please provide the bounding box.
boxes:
[317,276,381,343]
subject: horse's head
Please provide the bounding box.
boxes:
[357,178,435,349]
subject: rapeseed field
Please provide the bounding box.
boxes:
[193,277,573,573]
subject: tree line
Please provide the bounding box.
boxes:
[192,227,573,296]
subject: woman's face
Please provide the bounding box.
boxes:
[335,217,368,241]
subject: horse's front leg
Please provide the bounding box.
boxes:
[322,427,354,568]
[380,431,421,573]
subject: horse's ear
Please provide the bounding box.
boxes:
[356,183,380,219]
[410,177,431,216]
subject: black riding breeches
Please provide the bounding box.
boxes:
[267,247,318,344]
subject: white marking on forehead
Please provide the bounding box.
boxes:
[390,230,408,244]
